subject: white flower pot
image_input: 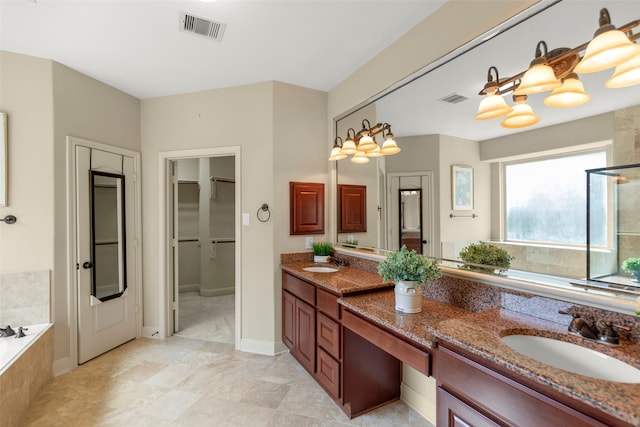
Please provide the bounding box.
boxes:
[394,280,422,313]
[314,255,330,263]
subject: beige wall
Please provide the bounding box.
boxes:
[141,81,327,352]
[0,52,140,367]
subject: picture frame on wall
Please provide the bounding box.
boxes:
[451,164,473,211]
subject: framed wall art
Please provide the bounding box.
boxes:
[451,165,473,211]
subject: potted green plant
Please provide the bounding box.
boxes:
[377,245,442,313]
[312,242,333,263]
[622,257,640,282]
[459,241,514,274]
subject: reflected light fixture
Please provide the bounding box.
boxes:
[328,137,347,161]
[331,120,400,164]
[606,45,640,88]
[514,41,561,95]
[475,66,513,120]
[380,129,401,155]
[501,95,540,129]
[351,151,370,164]
[574,8,639,74]
[544,73,591,108]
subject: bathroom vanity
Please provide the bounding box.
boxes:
[281,255,640,426]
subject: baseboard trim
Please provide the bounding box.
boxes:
[401,382,436,425]
[238,338,288,356]
[53,356,73,377]
[179,283,200,293]
[199,287,234,297]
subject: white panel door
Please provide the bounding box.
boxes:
[76,145,137,364]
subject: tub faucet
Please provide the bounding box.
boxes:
[0,325,16,337]
[15,327,27,338]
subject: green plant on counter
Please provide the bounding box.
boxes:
[622,257,640,277]
[312,242,333,256]
[377,245,441,287]
[459,241,514,274]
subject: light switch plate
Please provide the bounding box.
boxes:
[306,237,313,249]
[242,213,249,225]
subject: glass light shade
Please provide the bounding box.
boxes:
[544,76,590,108]
[351,151,369,164]
[328,145,347,161]
[340,138,357,155]
[574,29,639,74]
[381,136,401,155]
[475,93,512,120]
[366,144,383,158]
[605,47,640,88]
[514,63,561,95]
[501,103,540,129]
[357,134,377,152]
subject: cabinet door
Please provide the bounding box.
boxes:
[338,184,366,233]
[295,298,316,373]
[317,311,340,359]
[290,182,324,235]
[282,291,295,350]
[437,388,500,427]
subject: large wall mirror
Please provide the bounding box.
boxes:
[335,0,640,304]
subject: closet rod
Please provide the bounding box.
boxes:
[210,238,235,244]
[210,176,235,184]
[178,238,200,243]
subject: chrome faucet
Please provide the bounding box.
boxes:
[0,325,16,337]
[330,256,348,267]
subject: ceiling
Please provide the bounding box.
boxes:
[0,0,446,99]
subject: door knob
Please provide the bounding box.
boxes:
[82,261,93,269]
[422,240,428,244]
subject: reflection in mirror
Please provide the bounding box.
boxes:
[1,112,7,207]
[334,1,640,300]
[400,189,422,254]
[91,171,127,301]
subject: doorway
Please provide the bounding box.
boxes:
[172,157,236,343]
[388,172,434,257]
[159,147,241,347]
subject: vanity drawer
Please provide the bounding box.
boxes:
[316,347,340,399]
[317,311,340,359]
[282,272,315,305]
[317,288,340,320]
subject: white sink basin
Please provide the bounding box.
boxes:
[501,335,640,383]
[303,266,339,273]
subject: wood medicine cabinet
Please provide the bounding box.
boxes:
[290,182,324,235]
[338,184,366,233]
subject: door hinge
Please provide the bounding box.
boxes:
[172,301,178,311]
[172,239,178,248]
[76,263,79,270]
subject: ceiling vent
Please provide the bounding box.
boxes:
[439,93,468,104]
[179,11,226,41]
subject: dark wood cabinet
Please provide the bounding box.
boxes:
[282,273,316,374]
[290,182,324,235]
[295,298,315,373]
[437,344,610,427]
[338,184,366,233]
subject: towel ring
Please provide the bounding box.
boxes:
[257,203,271,223]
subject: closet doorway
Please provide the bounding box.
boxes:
[168,155,237,344]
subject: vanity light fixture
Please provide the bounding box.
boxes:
[514,41,562,95]
[475,66,513,120]
[501,95,540,129]
[574,8,639,74]
[330,120,401,162]
[544,73,591,108]
[476,8,640,129]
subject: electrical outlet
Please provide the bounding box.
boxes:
[348,234,354,242]
[305,237,313,249]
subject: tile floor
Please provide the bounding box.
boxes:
[22,293,434,426]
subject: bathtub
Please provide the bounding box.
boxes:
[0,323,53,427]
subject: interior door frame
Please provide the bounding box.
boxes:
[66,136,142,369]
[387,171,435,257]
[158,147,241,348]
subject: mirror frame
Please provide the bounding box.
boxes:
[1,112,7,207]
[90,170,127,302]
[331,0,638,315]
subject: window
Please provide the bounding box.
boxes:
[504,150,607,245]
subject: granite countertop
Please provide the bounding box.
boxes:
[338,290,640,426]
[281,262,393,295]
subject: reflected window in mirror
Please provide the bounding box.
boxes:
[90,171,127,301]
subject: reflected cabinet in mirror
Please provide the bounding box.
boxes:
[90,171,127,301]
[334,1,640,301]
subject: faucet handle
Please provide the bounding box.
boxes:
[558,310,584,334]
